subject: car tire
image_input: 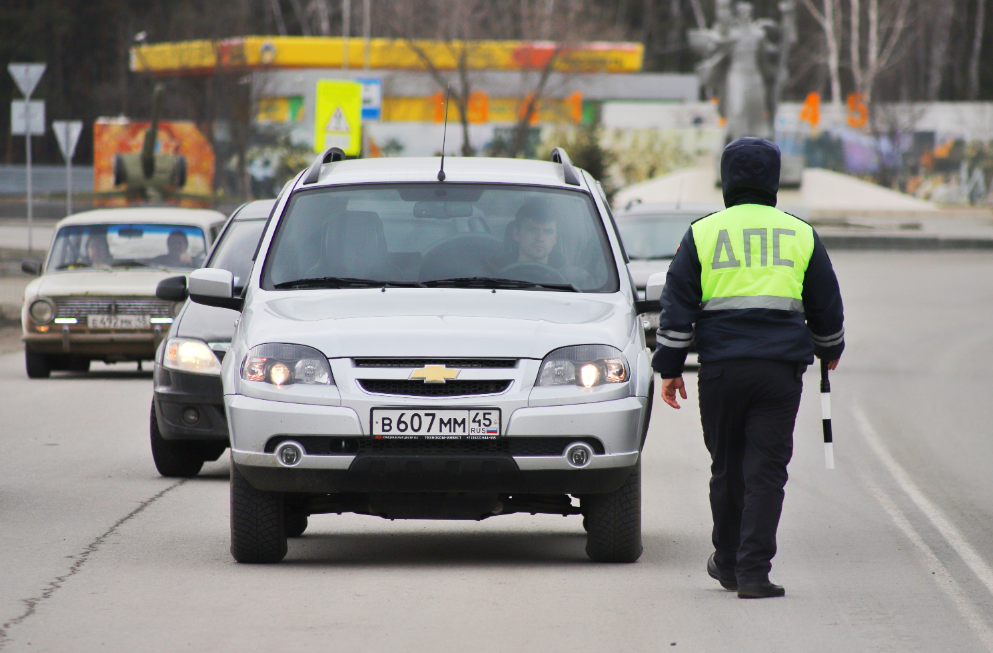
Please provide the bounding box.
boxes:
[230,459,287,563]
[25,346,51,379]
[584,460,643,563]
[149,402,204,478]
[285,513,308,538]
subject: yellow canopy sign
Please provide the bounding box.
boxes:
[315,80,362,155]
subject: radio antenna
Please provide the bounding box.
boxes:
[437,85,450,182]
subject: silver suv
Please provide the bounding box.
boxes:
[188,149,660,563]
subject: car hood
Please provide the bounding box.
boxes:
[238,288,635,359]
[30,270,184,298]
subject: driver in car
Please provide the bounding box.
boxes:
[509,199,594,288]
[86,235,113,266]
[512,202,558,265]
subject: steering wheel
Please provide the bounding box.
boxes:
[498,261,567,285]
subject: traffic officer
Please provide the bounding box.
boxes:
[653,137,845,599]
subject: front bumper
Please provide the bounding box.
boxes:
[226,394,647,495]
[24,328,164,360]
[153,364,228,442]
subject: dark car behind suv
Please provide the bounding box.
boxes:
[150,199,274,477]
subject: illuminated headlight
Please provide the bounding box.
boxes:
[241,343,333,386]
[537,345,629,388]
[29,298,56,324]
[163,338,222,375]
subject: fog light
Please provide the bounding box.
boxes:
[565,442,594,468]
[182,407,200,424]
[275,441,304,467]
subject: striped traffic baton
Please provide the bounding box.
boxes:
[820,359,834,469]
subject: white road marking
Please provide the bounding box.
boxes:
[853,406,993,599]
[865,484,993,652]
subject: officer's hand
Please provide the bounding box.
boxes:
[661,377,687,409]
[827,359,839,371]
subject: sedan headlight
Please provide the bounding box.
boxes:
[163,338,222,375]
[537,345,629,388]
[29,298,56,324]
[241,343,333,386]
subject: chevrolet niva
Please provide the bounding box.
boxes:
[188,148,663,563]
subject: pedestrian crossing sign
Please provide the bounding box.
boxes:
[314,80,362,155]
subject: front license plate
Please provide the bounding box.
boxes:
[87,314,150,329]
[371,409,501,439]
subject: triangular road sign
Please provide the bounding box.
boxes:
[53,120,84,161]
[8,63,46,98]
[325,106,350,133]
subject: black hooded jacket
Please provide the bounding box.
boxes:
[651,138,846,378]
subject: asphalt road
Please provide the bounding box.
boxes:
[1,251,992,652]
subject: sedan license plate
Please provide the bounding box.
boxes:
[371,409,501,439]
[87,314,150,329]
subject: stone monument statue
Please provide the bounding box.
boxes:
[691,0,797,143]
[691,1,802,186]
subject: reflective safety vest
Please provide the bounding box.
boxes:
[691,204,815,313]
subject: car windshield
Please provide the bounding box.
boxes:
[617,216,693,259]
[48,223,208,272]
[262,184,619,293]
[207,219,267,291]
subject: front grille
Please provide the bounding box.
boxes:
[264,436,605,456]
[354,358,517,369]
[358,379,512,397]
[53,297,172,320]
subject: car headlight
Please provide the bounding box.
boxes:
[241,343,333,386]
[163,338,222,375]
[29,298,56,324]
[537,345,629,388]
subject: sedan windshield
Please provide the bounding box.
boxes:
[617,216,693,259]
[262,184,619,293]
[48,224,207,272]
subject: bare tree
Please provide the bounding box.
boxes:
[848,0,911,106]
[968,0,987,99]
[802,0,843,107]
[926,0,955,100]
[385,0,611,158]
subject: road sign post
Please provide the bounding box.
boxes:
[8,63,47,253]
[53,120,83,217]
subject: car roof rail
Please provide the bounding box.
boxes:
[302,147,346,185]
[550,147,581,186]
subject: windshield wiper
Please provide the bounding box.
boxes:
[273,277,425,290]
[422,277,579,292]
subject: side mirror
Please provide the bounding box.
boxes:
[645,272,666,302]
[156,276,188,302]
[188,268,244,311]
[633,272,667,314]
[21,259,42,276]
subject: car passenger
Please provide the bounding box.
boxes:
[154,230,195,267]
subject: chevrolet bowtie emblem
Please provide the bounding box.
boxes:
[409,365,460,384]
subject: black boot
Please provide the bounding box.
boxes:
[737,579,785,598]
[707,553,738,590]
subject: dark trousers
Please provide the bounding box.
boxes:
[697,358,803,582]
